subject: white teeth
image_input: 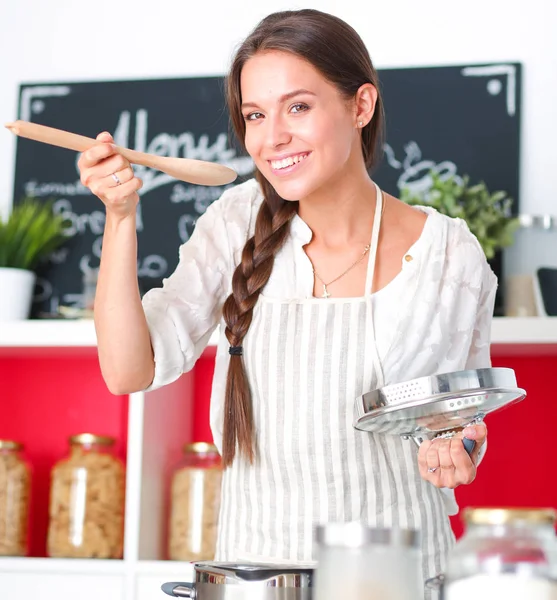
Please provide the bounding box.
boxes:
[270,153,308,170]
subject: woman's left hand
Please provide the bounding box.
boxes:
[417,424,487,489]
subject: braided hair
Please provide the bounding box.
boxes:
[221,9,385,466]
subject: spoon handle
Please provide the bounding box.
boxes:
[5,120,237,186]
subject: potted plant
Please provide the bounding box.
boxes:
[0,199,69,321]
[400,171,520,259]
[400,171,520,315]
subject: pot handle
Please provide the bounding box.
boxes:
[161,582,196,598]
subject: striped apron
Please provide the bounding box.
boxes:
[215,185,453,598]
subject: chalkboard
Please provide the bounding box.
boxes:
[12,63,521,317]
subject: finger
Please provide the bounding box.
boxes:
[462,423,487,445]
[96,131,114,143]
[81,154,130,191]
[462,423,487,463]
[86,153,130,182]
[79,141,119,171]
[417,440,433,478]
[105,166,134,189]
[437,438,455,470]
[102,175,143,204]
[426,438,454,488]
[425,439,442,472]
[450,436,476,484]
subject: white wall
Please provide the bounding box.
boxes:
[0,0,556,220]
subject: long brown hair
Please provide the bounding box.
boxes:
[221,9,386,467]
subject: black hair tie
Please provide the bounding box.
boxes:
[229,346,243,356]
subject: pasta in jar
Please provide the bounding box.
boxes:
[169,442,222,561]
[47,433,125,559]
[0,440,31,556]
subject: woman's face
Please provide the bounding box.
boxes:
[240,50,362,202]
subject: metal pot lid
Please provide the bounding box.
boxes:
[192,561,314,581]
[162,562,314,597]
[354,368,526,436]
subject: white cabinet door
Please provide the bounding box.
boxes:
[136,573,193,600]
[1,572,125,600]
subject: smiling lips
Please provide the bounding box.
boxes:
[269,152,310,172]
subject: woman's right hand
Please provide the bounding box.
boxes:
[78,131,143,219]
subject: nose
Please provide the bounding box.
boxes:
[264,113,292,149]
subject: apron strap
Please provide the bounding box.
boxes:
[364,182,383,295]
[364,181,385,389]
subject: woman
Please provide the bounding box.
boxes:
[78,8,493,593]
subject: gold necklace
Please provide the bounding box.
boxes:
[313,245,371,298]
[312,196,386,299]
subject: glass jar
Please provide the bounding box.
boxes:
[444,507,557,599]
[0,440,31,556]
[47,433,125,558]
[168,442,223,561]
[313,523,423,600]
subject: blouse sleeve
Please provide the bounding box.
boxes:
[141,198,233,391]
[464,252,497,466]
[464,260,498,370]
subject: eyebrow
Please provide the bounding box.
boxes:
[241,88,317,110]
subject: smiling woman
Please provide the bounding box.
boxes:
[76,8,497,597]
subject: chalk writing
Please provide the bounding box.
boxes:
[384,141,462,194]
[170,183,234,213]
[113,109,249,196]
[53,199,105,237]
[23,180,90,198]
[178,214,197,244]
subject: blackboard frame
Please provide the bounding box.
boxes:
[12,62,521,317]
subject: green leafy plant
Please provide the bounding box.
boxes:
[0,199,69,270]
[400,171,520,259]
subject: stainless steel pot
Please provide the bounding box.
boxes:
[162,562,314,600]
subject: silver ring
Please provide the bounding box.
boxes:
[427,467,438,473]
[111,173,121,185]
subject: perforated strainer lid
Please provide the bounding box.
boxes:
[354,368,526,436]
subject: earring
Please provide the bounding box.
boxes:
[358,121,364,127]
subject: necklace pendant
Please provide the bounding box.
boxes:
[322,284,331,299]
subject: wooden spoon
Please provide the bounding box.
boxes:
[5,120,238,186]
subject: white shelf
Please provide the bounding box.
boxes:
[490,317,557,345]
[135,560,195,576]
[0,556,126,574]
[0,556,194,576]
[0,319,220,349]
[1,317,556,350]
[0,319,97,347]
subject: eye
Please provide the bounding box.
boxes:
[290,103,309,114]
[244,111,264,121]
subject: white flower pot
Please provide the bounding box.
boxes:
[0,267,37,321]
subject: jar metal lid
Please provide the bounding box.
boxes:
[314,522,420,549]
[464,507,557,526]
[69,433,115,446]
[0,440,24,451]
[183,442,219,455]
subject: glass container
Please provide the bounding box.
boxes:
[444,507,557,599]
[47,433,125,558]
[168,442,223,561]
[0,440,31,556]
[313,522,423,600]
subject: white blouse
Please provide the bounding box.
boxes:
[141,178,497,512]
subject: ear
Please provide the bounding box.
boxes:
[353,83,378,129]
